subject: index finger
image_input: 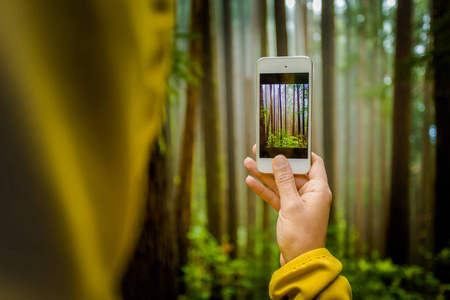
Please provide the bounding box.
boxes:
[308,152,328,182]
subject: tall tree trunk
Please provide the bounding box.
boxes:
[387,0,412,265]
[343,0,353,258]
[367,1,379,254]
[122,134,178,299]
[202,0,222,245]
[222,0,237,259]
[419,69,435,268]
[295,0,308,55]
[173,0,203,286]
[372,0,385,257]
[202,1,224,299]
[275,0,288,56]
[432,0,450,283]
[246,0,256,259]
[259,0,272,282]
[302,2,308,54]
[355,33,367,258]
[380,48,390,259]
[367,99,376,254]
[321,0,336,222]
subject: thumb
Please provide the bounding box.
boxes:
[272,155,300,207]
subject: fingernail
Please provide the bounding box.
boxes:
[274,155,287,168]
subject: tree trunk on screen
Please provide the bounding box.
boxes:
[284,85,287,132]
[279,84,282,132]
[321,0,336,223]
[122,135,178,300]
[173,0,202,282]
[268,86,273,138]
[296,84,303,135]
[303,85,307,140]
[293,85,296,136]
[222,0,237,259]
[275,0,288,56]
[260,85,265,144]
[387,0,412,265]
[301,85,304,137]
[274,87,277,133]
[432,0,450,282]
[271,86,275,135]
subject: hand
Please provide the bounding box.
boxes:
[244,145,332,266]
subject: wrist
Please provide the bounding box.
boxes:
[281,242,325,265]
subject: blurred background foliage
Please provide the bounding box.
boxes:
[122,0,450,299]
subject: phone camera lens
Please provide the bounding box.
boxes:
[285,66,287,68]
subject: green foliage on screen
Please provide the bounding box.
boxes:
[267,130,308,148]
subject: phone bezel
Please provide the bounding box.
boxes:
[256,56,313,174]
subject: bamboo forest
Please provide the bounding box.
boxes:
[122,0,450,299]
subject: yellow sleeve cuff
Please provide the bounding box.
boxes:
[269,248,352,300]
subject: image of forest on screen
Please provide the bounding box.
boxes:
[260,82,309,155]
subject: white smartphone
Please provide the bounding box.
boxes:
[256,56,313,174]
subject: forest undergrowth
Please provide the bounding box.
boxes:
[267,130,308,148]
[180,221,450,300]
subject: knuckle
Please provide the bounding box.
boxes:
[316,155,325,164]
[258,185,268,197]
[276,172,294,186]
[324,188,333,205]
[285,199,302,211]
[259,187,270,199]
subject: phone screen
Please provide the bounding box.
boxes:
[259,73,310,159]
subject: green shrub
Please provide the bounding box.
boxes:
[267,130,307,148]
[181,226,450,299]
[180,226,255,300]
[341,257,443,299]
